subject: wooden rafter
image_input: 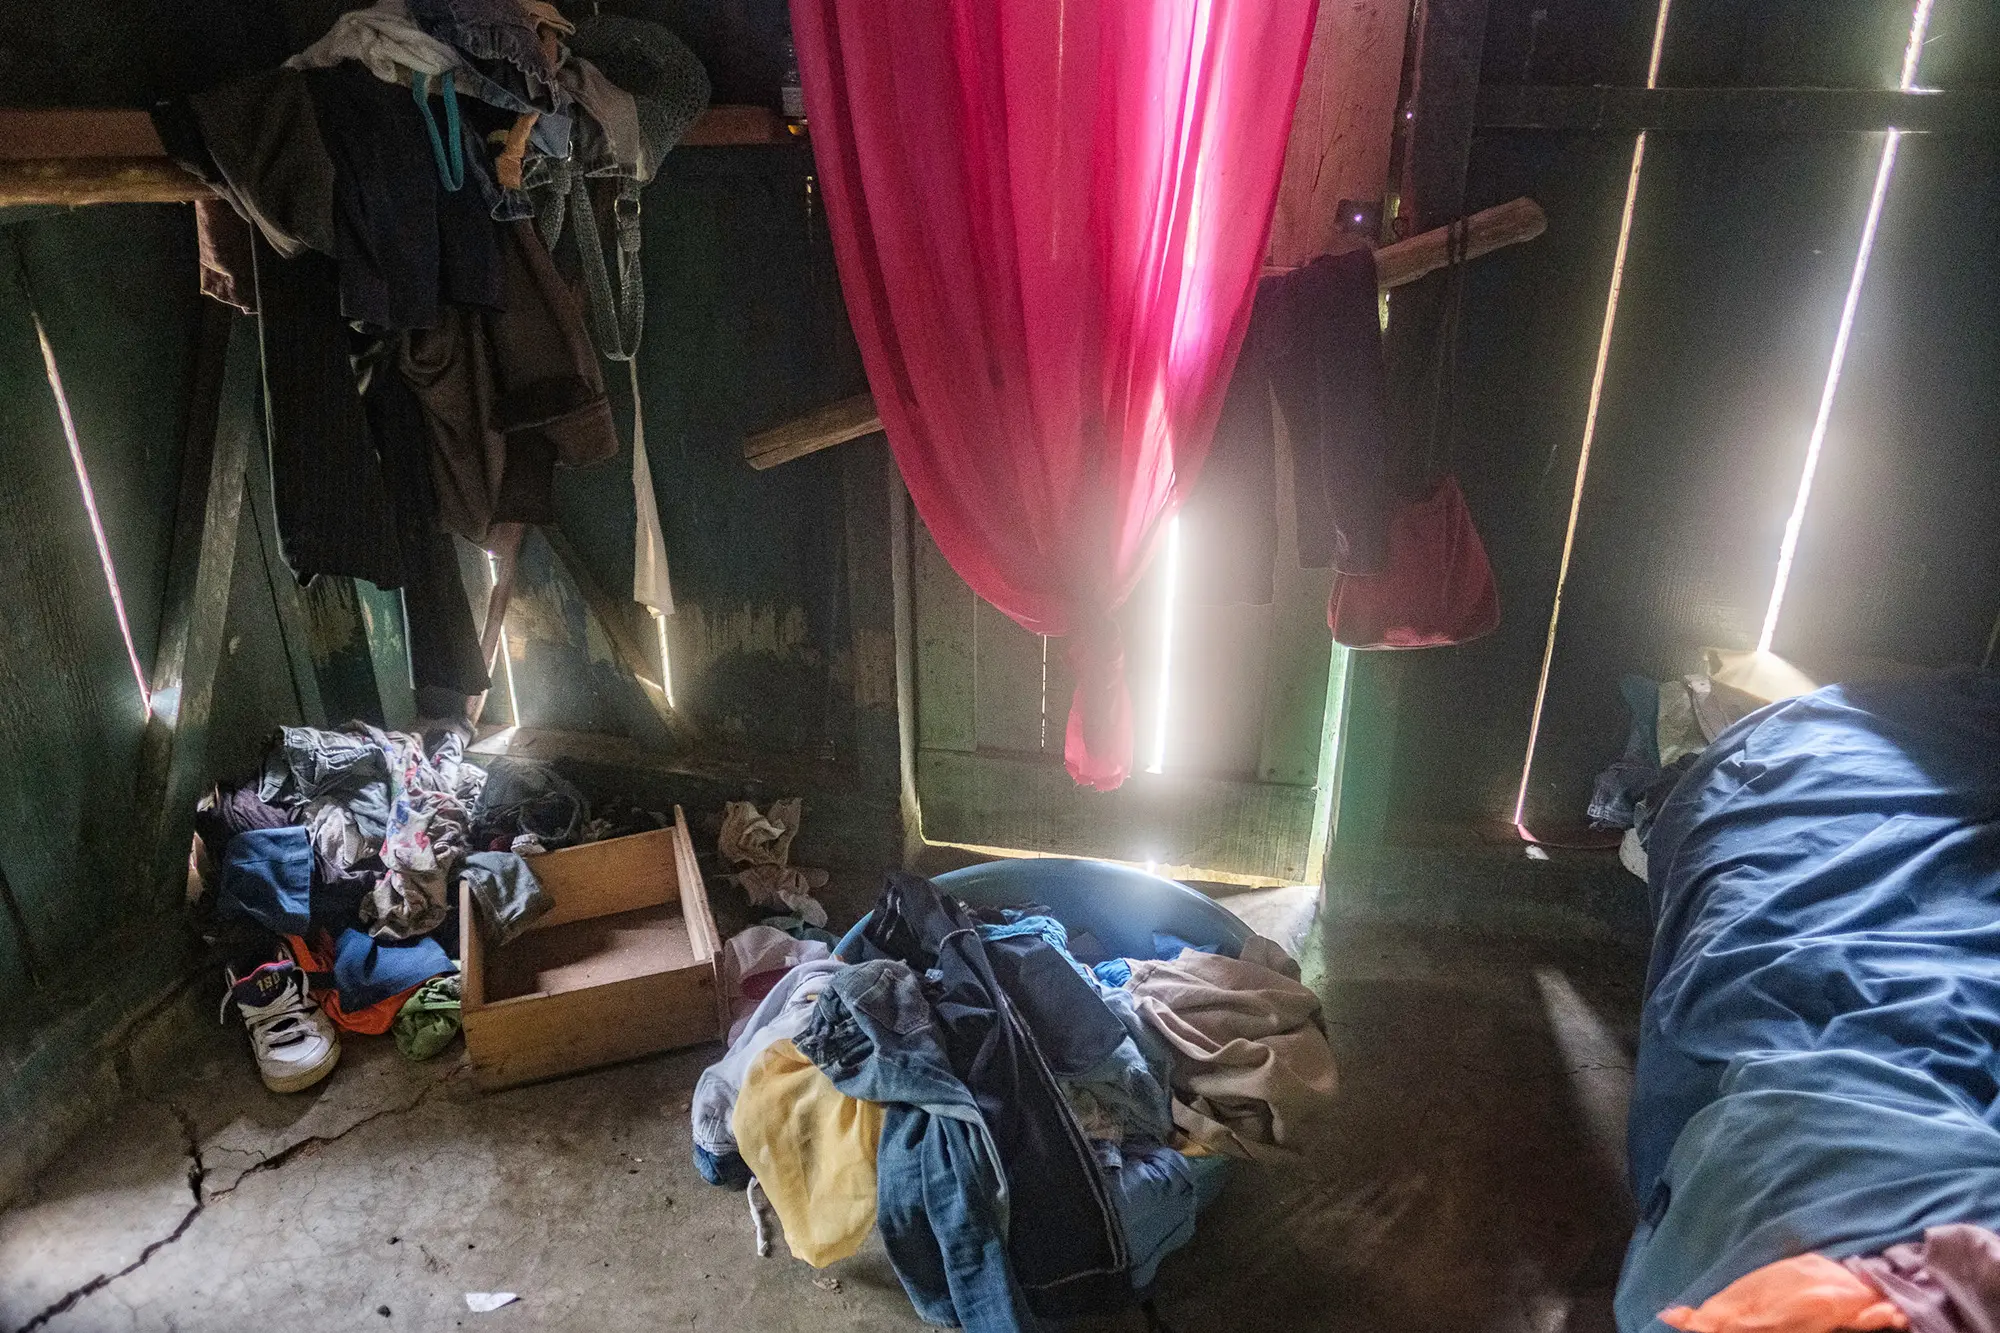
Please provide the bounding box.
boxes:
[0,105,795,207]
[743,195,1549,471]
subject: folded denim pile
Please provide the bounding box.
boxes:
[691,871,1339,1331]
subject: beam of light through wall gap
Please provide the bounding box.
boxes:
[653,610,676,710]
[1511,0,1673,835]
[1039,634,1050,751]
[1757,0,1932,653]
[34,313,152,720]
[487,551,521,729]
[1147,516,1182,775]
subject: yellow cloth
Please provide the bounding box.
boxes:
[731,1038,883,1267]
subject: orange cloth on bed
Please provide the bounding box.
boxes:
[1661,1254,1910,1333]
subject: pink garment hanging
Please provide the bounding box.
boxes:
[792,0,1320,789]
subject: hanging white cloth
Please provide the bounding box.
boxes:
[630,360,674,616]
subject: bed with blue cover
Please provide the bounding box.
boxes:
[1617,671,2000,1332]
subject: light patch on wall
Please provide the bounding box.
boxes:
[487,551,521,729]
[1147,515,1182,775]
[653,610,677,710]
[33,311,151,719]
[1757,0,1933,653]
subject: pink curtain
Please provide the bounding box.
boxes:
[793,0,1320,789]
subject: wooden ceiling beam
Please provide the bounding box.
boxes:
[744,195,1549,472]
[0,105,795,206]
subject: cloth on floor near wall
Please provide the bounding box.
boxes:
[393,972,463,1060]
[691,958,845,1187]
[732,1037,886,1268]
[257,724,490,940]
[797,958,1030,1333]
[219,826,317,935]
[456,851,551,947]
[1848,1226,2000,1333]
[1180,247,1393,606]
[469,756,587,850]
[195,781,292,866]
[1127,949,1338,1164]
[859,872,1135,1321]
[721,925,832,1042]
[286,928,453,1033]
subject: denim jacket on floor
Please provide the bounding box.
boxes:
[858,873,1135,1321]
[799,960,1033,1332]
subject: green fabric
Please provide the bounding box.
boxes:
[393,974,463,1060]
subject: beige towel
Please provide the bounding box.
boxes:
[1129,950,1337,1164]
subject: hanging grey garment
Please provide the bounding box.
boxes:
[457,851,552,947]
[530,15,711,360]
[569,15,710,180]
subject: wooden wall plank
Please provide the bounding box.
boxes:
[912,521,975,752]
[1258,400,1339,785]
[0,239,155,961]
[132,306,249,911]
[973,599,1048,755]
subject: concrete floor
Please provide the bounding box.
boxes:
[1,861,1645,1333]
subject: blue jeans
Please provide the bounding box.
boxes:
[799,960,1037,1332]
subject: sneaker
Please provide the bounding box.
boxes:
[222,952,341,1093]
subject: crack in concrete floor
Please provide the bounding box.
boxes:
[10,1081,445,1333]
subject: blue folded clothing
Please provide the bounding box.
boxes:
[332,928,452,1008]
[218,827,315,935]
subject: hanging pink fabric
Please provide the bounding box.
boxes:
[792,0,1320,789]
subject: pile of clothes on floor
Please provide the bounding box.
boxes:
[193,721,639,1093]
[153,0,709,695]
[692,871,1338,1331]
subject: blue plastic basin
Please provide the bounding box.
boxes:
[834,857,1252,962]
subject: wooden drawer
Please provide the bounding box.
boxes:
[460,806,722,1091]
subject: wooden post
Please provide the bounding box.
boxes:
[742,392,882,470]
[887,466,925,863]
[131,306,254,912]
[242,428,327,728]
[1269,0,1411,269]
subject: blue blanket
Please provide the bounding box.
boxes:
[1618,672,2000,1332]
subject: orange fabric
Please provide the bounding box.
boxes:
[283,934,424,1035]
[321,985,420,1035]
[495,113,538,190]
[1660,1255,1910,1333]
